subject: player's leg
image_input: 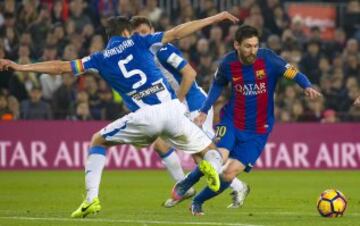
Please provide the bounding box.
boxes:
[192,108,225,191]
[71,132,112,218]
[192,108,225,175]
[225,133,268,208]
[191,133,269,215]
[154,138,186,182]
[227,177,250,208]
[192,121,234,193]
[191,159,245,216]
[170,140,224,201]
[163,109,225,196]
[196,109,249,207]
[153,138,196,207]
[169,119,235,201]
[162,108,218,207]
[210,118,250,208]
[84,133,118,204]
[71,110,157,218]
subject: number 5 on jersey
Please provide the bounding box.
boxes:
[118,54,147,89]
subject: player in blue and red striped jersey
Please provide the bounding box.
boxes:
[171,25,322,216]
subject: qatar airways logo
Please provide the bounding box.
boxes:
[234,82,267,96]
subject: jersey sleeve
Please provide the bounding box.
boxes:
[266,49,289,76]
[70,52,101,76]
[213,60,229,86]
[156,45,187,71]
[267,49,312,88]
[139,32,164,53]
[200,60,228,113]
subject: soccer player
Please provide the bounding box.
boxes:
[171,25,322,216]
[130,16,250,208]
[354,96,360,106]
[0,12,239,218]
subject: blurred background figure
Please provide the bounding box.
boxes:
[0,93,13,120]
[321,109,338,123]
[71,101,92,121]
[20,86,52,120]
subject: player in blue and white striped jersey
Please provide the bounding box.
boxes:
[131,16,250,209]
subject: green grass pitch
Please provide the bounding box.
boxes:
[0,170,359,226]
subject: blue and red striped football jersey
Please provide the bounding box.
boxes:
[208,48,311,134]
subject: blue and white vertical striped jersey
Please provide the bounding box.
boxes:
[70,32,176,112]
[155,44,207,112]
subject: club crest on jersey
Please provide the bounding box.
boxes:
[256,69,265,79]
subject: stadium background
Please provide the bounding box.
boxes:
[0,0,359,226]
[0,0,359,123]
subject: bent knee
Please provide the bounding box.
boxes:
[91,132,106,146]
[218,148,229,161]
[222,170,236,182]
[153,140,171,155]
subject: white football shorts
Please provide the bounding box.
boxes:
[100,99,212,154]
[187,107,214,140]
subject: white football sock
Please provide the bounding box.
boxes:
[85,154,106,203]
[203,149,223,173]
[230,177,247,192]
[161,150,186,182]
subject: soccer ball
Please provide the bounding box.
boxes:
[317,189,347,218]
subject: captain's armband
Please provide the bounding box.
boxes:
[283,64,299,80]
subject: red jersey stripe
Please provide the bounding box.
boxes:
[230,61,245,130]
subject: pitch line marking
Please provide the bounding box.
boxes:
[0,216,263,226]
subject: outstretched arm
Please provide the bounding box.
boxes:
[162,11,238,44]
[286,70,322,100]
[270,50,322,100]
[0,59,72,75]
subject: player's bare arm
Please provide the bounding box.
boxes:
[162,11,239,44]
[176,64,197,102]
[0,59,72,75]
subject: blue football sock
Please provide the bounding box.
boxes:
[158,147,175,158]
[178,166,204,192]
[88,146,106,156]
[193,178,231,204]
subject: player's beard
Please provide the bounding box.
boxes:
[240,53,256,65]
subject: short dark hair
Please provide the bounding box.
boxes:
[105,16,132,37]
[130,16,153,29]
[234,25,260,44]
